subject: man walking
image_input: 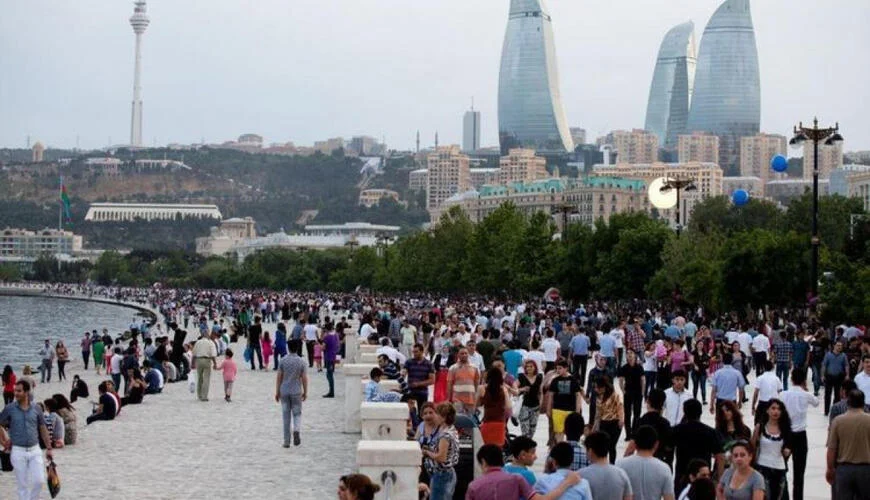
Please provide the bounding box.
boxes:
[616,425,675,500]
[38,339,55,383]
[569,328,590,384]
[303,319,320,368]
[772,330,794,390]
[321,327,340,398]
[276,339,307,447]
[248,316,265,370]
[446,346,480,415]
[81,332,91,370]
[780,368,819,500]
[192,331,218,401]
[0,380,53,500]
[709,353,745,414]
[826,389,870,498]
[403,343,434,413]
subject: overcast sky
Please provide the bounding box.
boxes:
[1,0,868,152]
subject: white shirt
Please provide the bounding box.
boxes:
[541,338,561,362]
[303,324,319,341]
[664,387,692,426]
[359,323,375,339]
[110,354,123,375]
[524,350,546,374]
[725,331,740,345]
[376,345,406,365]
[751,334,770,353]
[737,332,753,356]
[610,328,625,348]
[754,371,782,402]
[779,387,819,432]
[854,371,870,400]
[468,352,485,373]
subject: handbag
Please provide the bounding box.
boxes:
[0,450,12,472]
[46,459,61,498]
[243,346,253,363]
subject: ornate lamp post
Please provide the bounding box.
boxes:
[658,177,697,236]
[789,118,843,301]
[553,202,576,243]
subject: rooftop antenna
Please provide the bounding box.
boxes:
[26,135,31,148]
[435,131,439,149]
[416,130,420,153]
[471,96,475,111]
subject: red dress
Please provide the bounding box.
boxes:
[433,355,452,403]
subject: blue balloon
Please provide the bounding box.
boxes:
[771,154,788,173]
[732,189,750,206]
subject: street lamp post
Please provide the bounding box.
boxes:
[789,118,843,301]
[659,177,697,236]
[553,202,575,243]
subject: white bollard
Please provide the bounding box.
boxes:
[344,363,377,433]
[359,343,378,363]
[357,440,422,500]
[360,352,378,364]
[345,336,360,366]
[360,402,409,441]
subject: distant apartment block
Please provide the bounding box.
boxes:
[804,141,843,180]
[609,129,659,164]
[723,176,764,197]
[0,228,83,258]
[470,168,500,188]
[358,189,401,208]
[498,148,548,185]
[426,146,470,211]
[314,137,345,155]
[409,169,428,192]
[570,127,587,146]
[740,133,787,184]
[678,133,719,164]
[462,110,481,152]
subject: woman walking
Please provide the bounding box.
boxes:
[2,365,15,405]
[55,340,70,382]
[691,341,711,404]
[273,323,289,370]
[751,399,792,500]
[261,331,273,369]
[715,400,752,470]
[717,440,766,500]
[419,402,460,500]
[92,335,105,375]
[432,344,454,404]
[517,360,542,439]
[477,367,511,448]
[592,375,623,464]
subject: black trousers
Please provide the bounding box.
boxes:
[791,430,808,500]
[753,352,768,377]
[599,420,621,464]
[572,355,588,386]
[249,342,264,369]
[305,341,316,368]
[824,374,844,415]
[623,391,642,439]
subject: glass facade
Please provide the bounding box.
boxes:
[686,0,760,173]
[498,0,574,154]
[644,21,696,150]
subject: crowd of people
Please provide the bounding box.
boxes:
[3,284,870,499]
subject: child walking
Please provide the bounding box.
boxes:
[216,348,238,402]
[313,340,323,372]
[261,331,273,368]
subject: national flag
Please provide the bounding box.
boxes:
[60,181,72,224]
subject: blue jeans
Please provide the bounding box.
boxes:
[776,362,790,391]
[811,363,822,394]
[429,468,456,500]
[325,360,335,395]
[691,371,707,402]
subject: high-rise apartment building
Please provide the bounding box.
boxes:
[678,132,719,164]
[686,0,760,173]
[498,148,548,185]
[645,21,697,150]
[498,0,574,153]
[426,146,470,211]
[611,129,659,165]
[463,109,481,152]
[740,133,787,183]
[803,141,844,180]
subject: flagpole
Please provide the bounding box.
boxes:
[58,175,63,231]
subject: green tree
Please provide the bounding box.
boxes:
[785,193,865,253]
[91,251,133,285]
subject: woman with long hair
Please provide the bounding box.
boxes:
[715,400,751,469]
[517,359,542,439]
[593,375,624,464]
[55,340,70,382]
[690,340,711,404]
[52,393,77,445]
[337,474,381,500]
[2,365,16,405]
[432,343,454,403]
[751,399,792,500]
[477,367,511,447]
[717,441,766,500]
[420,403,460,500]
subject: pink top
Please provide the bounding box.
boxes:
[261,339,273,357]
[670,349,688,372]
[219,358,238,382]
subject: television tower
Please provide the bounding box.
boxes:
[129,1,150,147]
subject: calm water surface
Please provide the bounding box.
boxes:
[0,295,140,368]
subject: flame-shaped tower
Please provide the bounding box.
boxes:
[129,1,150,147]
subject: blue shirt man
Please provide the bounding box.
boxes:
[665,324,682,340]
[711,356,745,408]
[536,442,594,500]
[684,321,698,339]
[503,348,524,377]
[598,333,616,358]
[569,334,590,357]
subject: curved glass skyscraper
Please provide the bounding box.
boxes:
[686,0,760,172]
[498,0,574,154]
[644,21,696,150]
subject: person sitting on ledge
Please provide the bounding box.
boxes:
[87,381,118,425]
[143,361,164,394]
[364,367,402,403]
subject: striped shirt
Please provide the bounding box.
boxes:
[449,363,480,406]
